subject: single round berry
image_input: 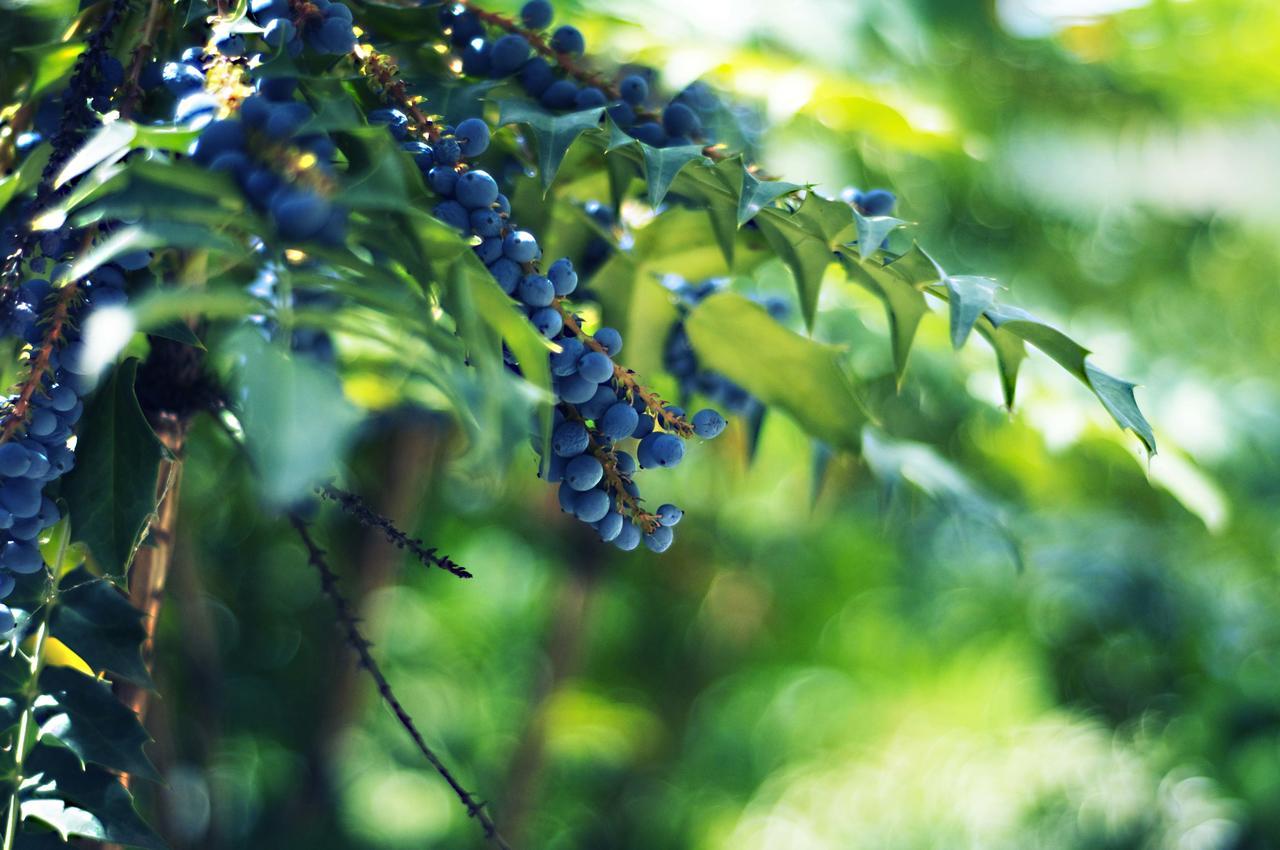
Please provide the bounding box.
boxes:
[553,420,590,457]
[530,306,563,337]
[564,454,604,491]
[656,504,683,527]
[637,432,685,469]
[573,488,610,522]
[454,117,491,157]
[613,521,641,551]
[520,0,553,29]
[551,337,585,376]
[491,34,532,76]
[489,258,521,294]
[455,170,499,209]
[593,327,623,356]
[503,230,540,262]
[540,79,578,110]
[577,351,613,384]
[599,402,639,442]
[550,25,585,55]
[643,524,674,553]
[662,102,701,138]
[595,512,624,542]
[619,75,648,105]
[548,258,577,295]
[574,87,607,109]
[517,274,554,307]
[858,188,896,216]
[558,373,598,404]
[692,408,726,439]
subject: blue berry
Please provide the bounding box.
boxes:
[550,25,585,55]
[1,540,43,574]
[619,75,648,105]
[491,34,532,75]
[433,200,471,232]
[631,413,654,439]
[662,102,700,138]
[599,402,639,442]
[574,87,607,109]
[517,274,554,307]
[573,488,610,522]
[564,454,603,491]
[540,79,578,110]
[629,121,665,146]
[637,432,684,469]
[595,512,624,542]
[643,525,673,553]
[428,166,459,196]
[656,505,682,527]
[577,350,613,383]
[691,408,726,439]
[548,258,577,295]
[455,117,491,157]
[858,188,896,216]
[520,0,553,28]
[503,231,540,262]
[558,373,598,404]
[518,58,555,97]
[470,209,503,237]
[455,170,499,209]
[613,520,641,551]
[529,307,563,337]
[553,420,590,457]
[593,327,623,356]
[551,337,585,376]
[489,258,521,294]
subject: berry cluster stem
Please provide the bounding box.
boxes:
[555,301,693,437]
[351,42,441,142]
[119,0,170,118]
[0,276,83,444]
[561,405,659,532]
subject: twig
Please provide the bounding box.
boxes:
[119,0,169,118]
[317,484,472,578]
[287,514,512,850]
[0,278,83,443]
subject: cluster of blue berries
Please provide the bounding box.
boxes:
[437,0,716,149]
[249,0,357,56]
[156,45,347,243]
[362,89,726,550]
[0,250,145,630]
[842,186,897,217]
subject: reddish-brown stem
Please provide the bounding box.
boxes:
[555,301,694,437]
[0,281,82,444]
[119,0,169,118]
[561,405,659,531]
[353,47,441,142]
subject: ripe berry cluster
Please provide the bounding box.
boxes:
[437,1,719,149]
[363,89,727,550]
[157,38,348,243]
[0,249,146,630]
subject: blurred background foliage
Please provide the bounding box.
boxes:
[138,0,1280,847]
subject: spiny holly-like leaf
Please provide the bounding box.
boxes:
[639,144,707,208]
[19,746,165,849]
[944,275,1001,349]
[975,317,1026,410]
[840,250,929,384]
[986,304,1155,453]
[332,127,428,212]
[851,210,909,259]
[755,193,857,330]
[729,160,802,227]
[62,360,164,578]
[54,121,135,189]
[497,100,605,192]
[33,667,159,782]
[684,292,869,450]
[49,569,152,688]
[1085,363,1157,454]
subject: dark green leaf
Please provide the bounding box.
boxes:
[943,275,1000,349]
[497,100,605,192]
[755,193,856,330]
[34,667,159,782]
[640,144,707,207]
[841,251,929,384]
[54,122,135,190]
[49,569,152,688]
[851,210,908,259]
[62,360,164,578]
[19,746,164,849]
[1085,363,1157,454]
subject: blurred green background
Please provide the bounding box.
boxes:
[145,0,1280,847]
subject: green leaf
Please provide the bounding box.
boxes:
[755,193,856,330]
[225,328,362,505]
[497,100,605,193]
[54,122,136,190]
[841,251,929,384]
[723,158,801,226]
[975,317,1026,410]
[129,124,200,153]
[639,144,707,208]
[684,292,869,449]
[0,145,50,215]
[332,127,427,212]
[14,41,84,99]
[34,668,159,782]
[19,747,164,849]
[1085,363,1157,454]
[851,210,908,259]
[62,360,164,578]
[49,569,152,688]
[943,275,1000,349]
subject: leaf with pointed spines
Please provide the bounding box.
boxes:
[684,292,870,450]
[943,275,1001,349]
[840,249,929,384]
[33,667,160,782]
[1085,364,1157,454]
[639,143,708,207]
[754,192,859,330]
[851,210,909,259]
[62,360,164,579]
[19,746,165,849]
[496,100,605,192]
[48,569,152,689]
